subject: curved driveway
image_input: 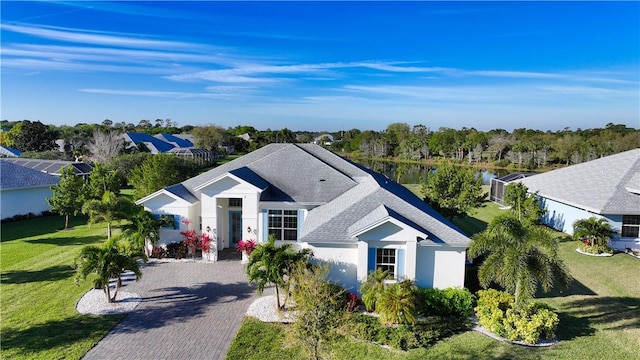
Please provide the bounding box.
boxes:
[83,250,256,360]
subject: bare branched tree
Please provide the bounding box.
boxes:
[87,130,124,163]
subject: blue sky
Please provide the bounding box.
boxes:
[1,1,638,131]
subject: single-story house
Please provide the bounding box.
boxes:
[0,160,60,219]
[154,133,195,148]
[519,148,640,250]
[136,144,470,291]
[123,132,177,153]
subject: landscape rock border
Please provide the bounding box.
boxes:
[575,248,614,257]
[76,289,141,315]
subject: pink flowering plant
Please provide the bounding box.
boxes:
[236,239,257,255]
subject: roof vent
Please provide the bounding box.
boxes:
[319,179,326,182]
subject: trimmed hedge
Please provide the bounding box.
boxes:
[346,313,471,350]
[417,287,476,318]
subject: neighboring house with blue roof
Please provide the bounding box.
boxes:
[123,132,176,153]
[137,143,470,291]
[154,133,194,148]
[0,160,60,219]
[519,148,640,251]
[0,145,21,158]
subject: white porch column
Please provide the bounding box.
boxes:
[405,241,417,281]
[241,192,260,241]
[356,240,369,283]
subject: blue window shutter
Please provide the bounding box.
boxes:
[396,249,405,279]
[152,213,160,220]
[297,210,304,241]
[174,215,180,229]
[261,209,268,242]
[368,247,376,273]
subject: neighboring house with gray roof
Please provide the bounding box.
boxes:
[519,148,640,250]
[136,143,470,291]
[0,160,60,219]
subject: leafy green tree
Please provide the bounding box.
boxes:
[572,217,615,248]
[130,154,199,199]
[290,263,344,360]
[82,191,131,240]
[468,214,571,309]
[13,120,58,152]
[421,161,486,219]
[192,124,226,152]
[360,268,391,311]
[246,236,313,310]
[504,182,546,225]
[47,165,87,229]
[74,243,142,303]
[376,280,418,325]
[87,163,121,200]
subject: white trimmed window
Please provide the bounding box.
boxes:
[268,210,298,241]
[622,215,640,238]
[376,248,396,276]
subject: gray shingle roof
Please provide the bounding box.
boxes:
[2,158,92,176]
[151,143,470,247]
[520,148,640,215]
[0,160,60,189]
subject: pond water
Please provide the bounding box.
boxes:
[352,159,510,185]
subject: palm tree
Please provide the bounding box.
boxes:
[376,280,417,325]
[572,217,615,248]
[468,213,571,309]
[360,268,391,312]
[74,244,142,303]
[246,236,313,310]
[82,191,130,240]
[121,208,166,257]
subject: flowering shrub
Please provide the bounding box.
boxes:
[344,292,361,312]
[236,239,257,255]
[200,233,212,253]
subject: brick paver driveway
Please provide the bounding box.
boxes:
[83,250,256,360]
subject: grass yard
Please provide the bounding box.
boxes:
[227,197,640,360]
[1,215,122,360]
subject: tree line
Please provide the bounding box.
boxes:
[1,119,638,169]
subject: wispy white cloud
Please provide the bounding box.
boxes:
[1,23,199,50]
[79,88,231,99]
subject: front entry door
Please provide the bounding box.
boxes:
[229,211,242,246]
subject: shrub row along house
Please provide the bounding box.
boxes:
[136,143,470,291]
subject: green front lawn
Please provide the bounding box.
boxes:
[1,216,122,360]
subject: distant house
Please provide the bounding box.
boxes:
[136,144,470,291]
[154,133,194,148]
[519,148,640,250]
[123,133,176,153]
[0,160,60,219]
[2,158,93,179]
[0,145,21,158]
[313,134,335,146]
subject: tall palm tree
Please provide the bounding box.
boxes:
[468,213,571,309]
[572,217,615,248]
[246,236,313,310]
[82,191,130,240]
[74,244,142,303]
